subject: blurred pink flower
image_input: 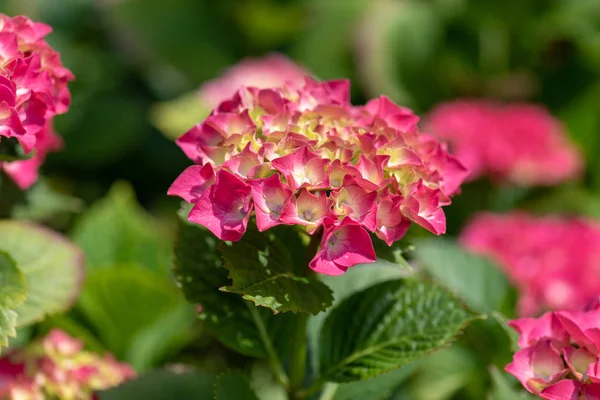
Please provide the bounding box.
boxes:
[427,100,582,186]
[0,329,135,399]
[170,78,467,275]
[198,54,311,110]
[507,301,600,398]
[461,212,600,316]
[0,14,73,189]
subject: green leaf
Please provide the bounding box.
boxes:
[333,363,418,400]
[0,221,84,327]
[77,265,195,371]
[98,369,216,400]
[414,238,509,313]
[489,366,534,400]
[219,226,333,315]
[215,371,260,400]
[319,278,481,382]
[308,262,410,371]
[71,182,171,273]
[0,251,26,348]
[173,215,268,358]
[409,346,480,400]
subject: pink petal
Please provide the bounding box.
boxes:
[280,189,334,234]
[506,339,567,394]
[563,346,595,381]
[309,220,376,276]
[508,313,570,350]
[249,174,293,231]
[188,170,252,241]
[401,181,446,234]
[167,164,216,203]
[539,380,581,400]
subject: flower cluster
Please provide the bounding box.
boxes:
[427,100,581,186]
[506,301,600,399]
[0,329,135,399]
[0,14,74,189]
[461,212,600,316]
[197,54,310,110]
[169,78,467,275]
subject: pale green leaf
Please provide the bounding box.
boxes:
[71,182,171,273]
[0,221,84,327]
[77,265,195,371]
[0,251,26,348]
[414,238,509,313]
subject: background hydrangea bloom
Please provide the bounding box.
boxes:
[426,100,582,186]
[170,77,468,275]
[461,212,600,316]
[0,14,73,189]
[506,300,600,398]
[198,53,311,110]
[0,329,136,399]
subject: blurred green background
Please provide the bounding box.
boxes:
[0,1,599,398]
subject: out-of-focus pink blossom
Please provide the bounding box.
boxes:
[507,302,600,399]
[0,329,135,400]
[0,14,73,189]
[427,100,582,186]
[170,76,467,275]
[198,54,310,110]
[461,212,600,316]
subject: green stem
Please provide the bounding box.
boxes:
[289,230,323,398]
[295,378,326,399]
[247,301,289,389]
[289,312,309,391]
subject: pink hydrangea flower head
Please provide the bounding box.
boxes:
[170,78,467,275]
[0,329,135,399]
[427,100,582,186]
[507,301,600,399]
[0,14,73,189]
[461,212,600,316]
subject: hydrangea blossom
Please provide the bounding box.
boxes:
[461,212,600,316]
[0,14,74,189]
[0,329,135,399]
[169,78,467,275]
[506,299,600,399]
[427,100,582,186]
[198,53,310,110]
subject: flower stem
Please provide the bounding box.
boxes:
[294,378,326,399]
[289,312,309,391]
[247,301,289,389]
[290,230,323,397]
